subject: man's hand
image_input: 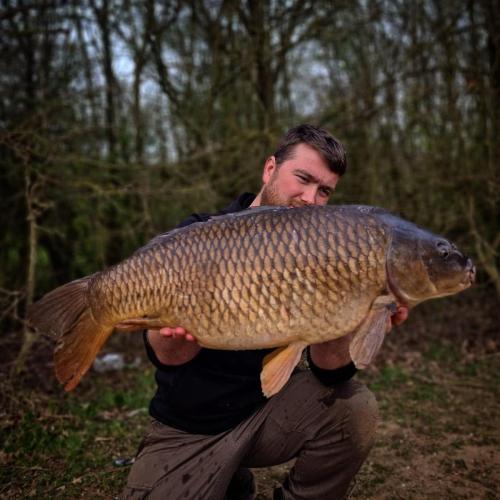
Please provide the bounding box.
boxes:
[387,306,409,331]
[159,326,197,342]
[147,327,201,365]
[311,305,409,370]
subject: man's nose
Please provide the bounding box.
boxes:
[300,187,317,205]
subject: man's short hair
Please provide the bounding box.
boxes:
[273,124,347,176]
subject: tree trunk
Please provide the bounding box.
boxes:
[11,166,38,375]
[484,0,500,171]
[92,0,117,159]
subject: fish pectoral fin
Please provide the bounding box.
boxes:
[261,341,307,398]
[349,296,397,369]
[114,317,165,332]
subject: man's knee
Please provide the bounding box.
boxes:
[272,379,378,499]
[346,382,379,454]
[324,380,379,456]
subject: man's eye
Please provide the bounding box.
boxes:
[297,175,308,184]
[320,188,331,197]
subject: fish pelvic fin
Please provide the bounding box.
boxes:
[349,295,397,369]
[28,276,113,391]
[261,341,307,398]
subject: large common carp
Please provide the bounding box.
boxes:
[28,205,475,396]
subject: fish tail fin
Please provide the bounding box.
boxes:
[54,312,113,391]
[28,276,113,391]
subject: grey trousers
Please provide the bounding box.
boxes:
[121,372,378,500]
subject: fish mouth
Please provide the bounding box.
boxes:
[459,259,475,288]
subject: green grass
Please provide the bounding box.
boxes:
[0,367,155,499]
[369,365,410,391]
[423,340,461,364]
[1,338,498,499]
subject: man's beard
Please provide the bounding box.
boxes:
[260,180,285,206]
[260,178,306,208]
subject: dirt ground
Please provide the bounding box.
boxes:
[1,289,499,499]
[251,291,500,499]
[252,420,499,499]
[251,363,499,499]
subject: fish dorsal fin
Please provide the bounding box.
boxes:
[137,206,293,252]
[349,205,392,216]
[349,295,397,369]
[137,226,195,252]
[260,341,307,397]
[207,205,291,222]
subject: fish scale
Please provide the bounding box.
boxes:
[28,204,474,394]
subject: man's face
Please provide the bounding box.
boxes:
[258,143,340,207]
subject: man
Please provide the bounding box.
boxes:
[121,124,408,499]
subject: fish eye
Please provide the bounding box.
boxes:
[436,241,450,259]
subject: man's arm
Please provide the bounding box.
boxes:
[146,327,201,365]
[310,306,409,370]
[309,333,353,369]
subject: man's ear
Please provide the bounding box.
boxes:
[262,156,277,184]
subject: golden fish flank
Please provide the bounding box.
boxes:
[28,205,475,396]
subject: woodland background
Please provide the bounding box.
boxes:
[0,1,499,498]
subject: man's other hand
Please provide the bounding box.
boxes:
[387,306,409,332]
[159,326,197,342]
[148,327,201,365]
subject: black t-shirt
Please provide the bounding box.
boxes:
[146,193,356,434]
